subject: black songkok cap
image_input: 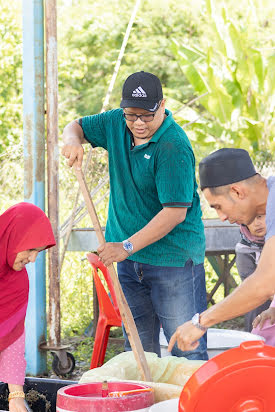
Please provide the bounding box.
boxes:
[199,148,257,190]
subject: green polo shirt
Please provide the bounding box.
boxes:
[80,108,205,266]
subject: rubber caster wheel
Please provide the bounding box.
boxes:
[52,352,75,375]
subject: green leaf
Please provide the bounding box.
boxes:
[171,40,209,94]
[266,54,275,96]
[249,48,265,92]
[203,65,233,123]
[223,79,243,108]
[175,43,206,63]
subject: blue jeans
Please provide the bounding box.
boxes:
[117,259,208,360]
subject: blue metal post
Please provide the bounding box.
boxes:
[23,0,47,375]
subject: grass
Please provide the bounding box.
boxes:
[47,328,125,381]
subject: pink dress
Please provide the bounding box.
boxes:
[0,330,26,385]
[251,297,275,346]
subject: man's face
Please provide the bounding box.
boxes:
[124,100,165,141]
[203,187,257,226]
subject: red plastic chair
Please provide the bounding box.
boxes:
[86,253,122,369]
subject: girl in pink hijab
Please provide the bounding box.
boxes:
[0,203,55,412]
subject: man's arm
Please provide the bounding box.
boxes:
[97,206,187,267]
[61,120,88,168]
[168,236,275,352]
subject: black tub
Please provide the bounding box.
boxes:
[0,377,77,411]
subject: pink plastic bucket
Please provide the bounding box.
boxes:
[56,381,154,412]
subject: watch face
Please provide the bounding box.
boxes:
[123,240,133,252]
[192,312,207,331]
[193,313,199,324]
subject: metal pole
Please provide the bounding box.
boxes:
[23,0,47,375]
[45,0,60,346]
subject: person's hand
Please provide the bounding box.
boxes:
[168,320,205,352]
[252,307,275,329]
[97,242,129,267]
[61,143,84,169]
[8,397,27,412]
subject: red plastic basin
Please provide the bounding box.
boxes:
[56,381,154,412]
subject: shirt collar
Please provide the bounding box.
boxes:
[149,109,173,144]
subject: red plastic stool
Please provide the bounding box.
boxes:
[87,253,122,369]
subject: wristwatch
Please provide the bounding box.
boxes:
[122,239,134,256]
[191,313,208,332]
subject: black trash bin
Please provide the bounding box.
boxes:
[0,377,77,411]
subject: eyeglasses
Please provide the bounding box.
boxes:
[123,101,162,123]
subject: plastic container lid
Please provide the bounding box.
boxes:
[179,341,275,412]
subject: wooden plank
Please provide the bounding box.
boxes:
[207,254,237,303]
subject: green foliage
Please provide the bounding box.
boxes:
[71,337,93,364]
[0,147,23,212]
[70,332,123,368]
[60,254,94,336]
[0,0,22,153]
[57,0,200,131]
[171,0,275,162]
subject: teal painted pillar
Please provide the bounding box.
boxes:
[23,0,47,375]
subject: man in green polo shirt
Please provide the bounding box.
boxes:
[62,71,208,360]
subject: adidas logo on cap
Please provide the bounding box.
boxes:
[132,86,147,98]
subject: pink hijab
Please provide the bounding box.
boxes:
[0,202,55,351]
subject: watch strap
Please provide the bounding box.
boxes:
[191,313,208,332]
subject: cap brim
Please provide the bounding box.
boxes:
[120,99,160,112]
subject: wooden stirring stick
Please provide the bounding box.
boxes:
[74,166,152,381]
[108,388,154,397]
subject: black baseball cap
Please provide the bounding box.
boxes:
[120,71,163,112]
[199,148,257,190]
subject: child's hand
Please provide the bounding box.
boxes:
[252,307,275,329]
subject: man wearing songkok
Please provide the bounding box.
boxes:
[168,148,275,353]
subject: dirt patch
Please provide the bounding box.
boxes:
[25,389,51,412]
[0,386,9,411]
[0,388,52,412]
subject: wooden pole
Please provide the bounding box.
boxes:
[74,167,151,382]
[45,0,60,346]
